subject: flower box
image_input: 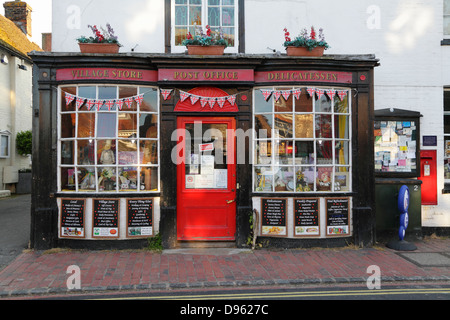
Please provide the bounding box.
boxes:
[186,45,225,56]
[78,43,120,54]
[286,46,325,57]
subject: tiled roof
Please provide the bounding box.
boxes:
[0,14,42,59]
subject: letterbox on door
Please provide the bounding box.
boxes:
[419,150,437,205]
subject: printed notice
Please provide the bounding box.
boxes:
[60,199,85,238]
[294,198,319,236]
[326,198,350,236]
[127,199,153,237]
[93,199,119,238]
[261,198,287,236]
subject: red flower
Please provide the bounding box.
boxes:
[284,27,291,42]
[186,32,193,40]
[206,25,211,36]
[310,26,316,40]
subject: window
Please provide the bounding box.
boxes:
[445,0,450,36]
[253,87,351,193]
[172,0,238,52]
[444,89,450,181]
[58,85,160,193]
[0,131,11,158]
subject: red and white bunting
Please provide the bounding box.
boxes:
[190,95,200,105]
[76,97,85,109]
[161,89,173,101]
[134,94,144,107]
[200,97,208,108]
[208,98,216,109]
[227,95,236,106]
[124,97,133,109]
[337,90,348,101]
[115,99,124,110]
[104,99,115,111]
[316,89,325,100]
[272,91,282,102]
[180,91,190,102]
[217,97,226,108]
[293,88,301,100]
[65,93,75,106]
[307,87,316,98]
[85,99,95,111]
[260,89,273,101]
[95,100,104,111]
[282,90,291,101]
[325,89,336,100]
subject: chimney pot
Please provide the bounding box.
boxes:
[3,1,32,37]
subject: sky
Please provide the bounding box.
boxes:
[20,0,52,47]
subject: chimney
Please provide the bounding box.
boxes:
[3,0,32,37]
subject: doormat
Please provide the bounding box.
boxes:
[397,252,450,267]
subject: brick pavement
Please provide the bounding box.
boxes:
[0,238,449,297]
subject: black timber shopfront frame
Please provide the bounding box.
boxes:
[29,52,379,250]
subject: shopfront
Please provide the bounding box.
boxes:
[29,52,378,250]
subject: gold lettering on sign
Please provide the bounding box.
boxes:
[266,71,339,82]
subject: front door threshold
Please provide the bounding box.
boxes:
[177,241,236,248]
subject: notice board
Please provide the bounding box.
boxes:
[326,198,350,236]
[294,198,320,237]
[260,198,287,237]
[127,198,154,238]
[60,199,85,238]
[93,199,119,238]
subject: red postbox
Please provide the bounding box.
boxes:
[419,150,437,205]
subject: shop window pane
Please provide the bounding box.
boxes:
[255,90,273,113]
[140,167,158,191]
[77,140,95,165]
[315,94,331,112]
[335,140,350,165]
[119,167,138,192]
[139,114,158,138]
[222,27,235,46]
[208,6,220,26]
[445,136,450,179]
[295,114,314,138]
[140,88,158,112]
[119,87,137,111]
[335,115,349,139]
[255,115,273,139]
[315,115,332,138]
[98,87,117,111]
[254,166,273,192]
[190,5,202,25]
[317,140,333,164]
[222,7,234,26]
[61,114,76,138]
[335,167,350,192]
[275,91,293,112]
[61,141,75,165]
[97,139,116,165]
[98,167,116,192]
[317,167,333,191]
[295,88,313,112]
[78,86,96,100]
[140,140,158,165]
[119,113,137,139]
[445,16,450,35]
[295,141,314,165]
[274,167,294,192]
[274,114,293,138]
[208,0,220,5]
[60,167,76,191]
[274,140,293,165]
[0,135,8,157]
[175,5,188,25]
[98,113,117,138]
[118,139,138,165]
[223,0,234,5]
[61,87,76,112]
[77,113,95,138]
[255,141,271,165]
[334,95,349,113]
[296,166,314,192]
[175,0,187,4]
[175,27,188,45]
[445,115,450,134]
[78,167,96,192]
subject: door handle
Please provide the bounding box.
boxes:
[226,199,235,204]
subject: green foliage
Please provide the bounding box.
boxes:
[182,25,228,47]
[147,233,163,252]
[283,26,330,51]
[16,130,32,156]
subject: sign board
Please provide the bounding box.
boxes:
[260,198,287,237]
[294,198,320,237]
[93,199,119,238]
[60,199,85,238]
[326,198,350,236]
[127,198,154,238]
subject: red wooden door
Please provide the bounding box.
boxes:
[177,117,236,241]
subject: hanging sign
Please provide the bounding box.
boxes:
[260,198,287,237]
[127,199,154,238]
[60,199,85,238]
[93,199,119,238]
[326,198,350,236]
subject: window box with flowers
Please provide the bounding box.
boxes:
[283,27,329,57]
[77,24,121,53]
[182,25,228,55]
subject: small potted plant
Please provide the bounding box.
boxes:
[283,26,329,57]
[77,24,121,53]
[182,25,228,55]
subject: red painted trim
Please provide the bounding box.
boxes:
[254,70,353,84]
[158,68,254,82]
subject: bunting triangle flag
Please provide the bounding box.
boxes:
[134,94,144,107]
[200,97,208,108]
[104,99,115,111]
[260,89,273,101]
[337,90,348,101]
[190,95,200,105]
[95,100,105,111]
[217,97,226,108]
[293,88,301,100]
[124,97,133,109]
[161,89,173,101]
[281,90,291,101]
[227,95,236,106]
[115,99,124,110]
[316,89,325,100]
[75,97,85,109]
[208,98,216,109]
[272,91,282,102]
[307,87,316,98]
[85,99,95,111]
[65,93,75,106]
[325,89,336,100]
[180,91,190,102]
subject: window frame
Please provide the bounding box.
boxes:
[57,84,160,194]
[444,88,450,184]
[171,0,239,53]
[0,131,11,159]
[445,0,450,37]
[252,87,353,194]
